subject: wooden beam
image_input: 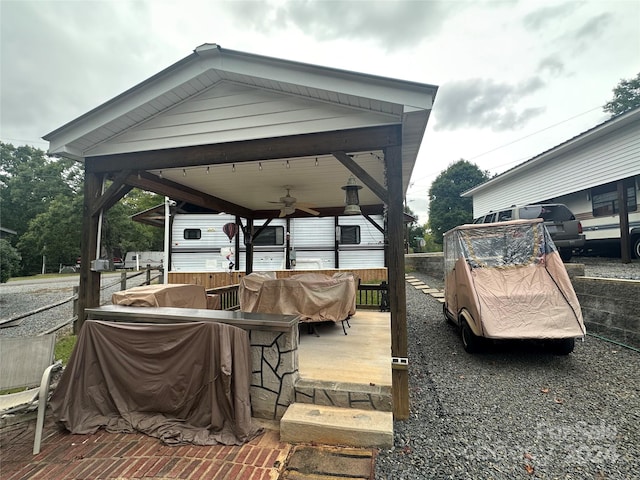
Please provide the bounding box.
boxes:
[90,169,133,216]
[332,151,389,204]
[385,144,409,420]
[123,171,254,218]
[86,125,401,173]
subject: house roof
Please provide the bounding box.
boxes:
[463,106,640,198]
[43,44,438,219]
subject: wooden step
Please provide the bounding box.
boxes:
[280,403,393,449]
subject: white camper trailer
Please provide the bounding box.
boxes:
[170,213,385,272]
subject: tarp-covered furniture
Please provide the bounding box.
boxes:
[238,272,357,325]
[50,320,261,445]
[0,333,62,454]
[112,284,208,308]
[443,219,585,353]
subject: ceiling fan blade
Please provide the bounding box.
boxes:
[297,206,320,216]
[279,208,287,218]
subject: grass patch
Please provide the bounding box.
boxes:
[8,273,79,282]
[55,334,77,365]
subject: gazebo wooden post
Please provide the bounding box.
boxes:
[245,218,254,274]
[76,168,103,334]
[385,144,409,419]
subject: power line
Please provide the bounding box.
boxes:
[410,105,605,185]
[467,106,604,161]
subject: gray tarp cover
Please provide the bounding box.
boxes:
[238,272,357,323]
[50,320,262,446]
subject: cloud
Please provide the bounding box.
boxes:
[1,1,164,141]
[433,78,546,131]
[538,56,565,77]
[225,0,455,50]
[522,2,577,30]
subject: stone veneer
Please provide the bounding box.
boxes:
[294,379,392,412]
[249,325,300,420]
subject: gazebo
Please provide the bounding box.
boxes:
[44,44,438,419]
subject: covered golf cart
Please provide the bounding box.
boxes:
[443,219,586,354]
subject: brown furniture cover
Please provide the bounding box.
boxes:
[239,272,357,323]
[112,284,207,309]
[50,320,261,446]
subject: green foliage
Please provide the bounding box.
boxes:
[17,195,83,274]
[428,159,489,245]
[0,142,81,238]
[422,229,442,253]
[103,190,165,257]
[603,72,640,117]
[0,239,22,282]
[55,334,77,365]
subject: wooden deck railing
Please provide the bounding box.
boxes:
[206,282,389,311]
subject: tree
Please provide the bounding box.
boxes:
[0,143,82,238]
[17,195,83,274]
[0,239,21,282]
[103,190,164,258]
[428,160,490,245]
[603,72,640,117]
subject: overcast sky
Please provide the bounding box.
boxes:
[1,0,639,222]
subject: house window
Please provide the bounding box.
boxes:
[339,225,361,244]
[591,179,637,217]
[254,226,284,246]
[183,229,201,240]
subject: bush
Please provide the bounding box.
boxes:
[0,239,21,282]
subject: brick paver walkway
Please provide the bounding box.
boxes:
[1,416,291,479]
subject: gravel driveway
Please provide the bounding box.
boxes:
[375,270,639,480]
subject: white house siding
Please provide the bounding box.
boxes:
[472,120,640,217]
[85,81,399,157]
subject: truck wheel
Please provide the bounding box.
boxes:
[632,235,640,259]
[559,248,572,262]
[550,338,575,355]
[461,321,481,353]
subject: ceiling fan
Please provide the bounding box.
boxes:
[269,187,320,217]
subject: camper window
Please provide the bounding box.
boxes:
[591,179,637,217]
[254,226,284,246]
[184,229,202,240]
[339,225,360,245]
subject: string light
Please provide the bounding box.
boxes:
[232,164,236,172]
[183,169,186,177]
[259,162,263,171]
[137,171,141,180]
[315,157,318,166]
[159,171,163,179]
[286,160,290,169]
[206,166,210,174]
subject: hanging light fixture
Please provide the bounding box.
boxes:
[342,175,362,215]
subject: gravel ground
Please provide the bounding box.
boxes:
[375,258,640,480]
[0,272,155,337]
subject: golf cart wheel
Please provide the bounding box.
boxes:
[461,320,481,353]
[550,338,575,355]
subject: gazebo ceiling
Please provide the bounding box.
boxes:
[44,44,438,220]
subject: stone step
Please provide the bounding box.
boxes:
[280,403,393,449]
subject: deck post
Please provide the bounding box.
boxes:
[385,143,409,420]
[76,168,103,333]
